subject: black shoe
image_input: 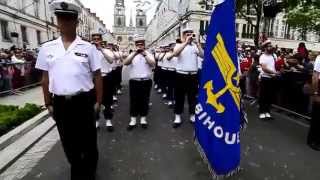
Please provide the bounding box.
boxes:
[127,124,136,131]
[107,126,114,132]
[308,142,320,151]
[173,122,182,129]
[141,123,148,129]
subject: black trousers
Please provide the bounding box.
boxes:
[308,101,320,144]
[259,77,274,113]
[53,91,98,180]
[153,66,160,86]
[163,70,176,101]
[174,73,198,115]
[110,70,117,96]
[158,68,166,92]
[129,79,152,117]
[102,74,113,119]
[115,66,123,90]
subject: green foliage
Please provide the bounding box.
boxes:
[0,104,42,136]
[286,2,320,34]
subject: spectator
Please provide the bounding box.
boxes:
[258,40,279,120]
[297,42,309,61]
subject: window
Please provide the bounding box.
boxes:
[139,19,143,27]
[242,24,247,38]
[21,26,28,43]
[34,1,39,17]
[117,36,122,42]
[36,30,41,45]
[117,17,122,26]
[0,20,10,41]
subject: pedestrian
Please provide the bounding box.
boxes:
[258,40,279,120]
[36,1,103,179]
[171,28,204,128]
[124,35,155,130]
[307,54,320,151]
[92,33,115,131]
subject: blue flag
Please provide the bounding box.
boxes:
[195,0,241,178]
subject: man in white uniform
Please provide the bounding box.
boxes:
[163,42,178,106]
[171,28,204,128]
[124,35,155,130]
[36,1,102,179]
[92,33,115,131]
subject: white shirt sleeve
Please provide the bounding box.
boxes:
[35,47,49,71]
[314,56,320,72]
[89,45,101,72]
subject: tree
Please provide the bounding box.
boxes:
[236,0,292,46]
[236,0,263,46]
[286,1,320,38]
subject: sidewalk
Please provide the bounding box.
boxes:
[0,87,44,107]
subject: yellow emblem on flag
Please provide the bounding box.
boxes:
[204,33,240,113]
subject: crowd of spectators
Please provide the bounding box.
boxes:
[0,46,41,95]
[238,41,319,116]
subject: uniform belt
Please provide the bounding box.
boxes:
[176,70,198,75]
[102,72,111,76]
[54,91,90,100]
[131,78,151,81]
[161,67,176,71]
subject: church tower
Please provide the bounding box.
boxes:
[114,0,126,28]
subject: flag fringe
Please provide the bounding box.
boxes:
[194,138,241,180]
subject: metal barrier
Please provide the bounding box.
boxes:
[245,69,312,119]
[0,61,42,96]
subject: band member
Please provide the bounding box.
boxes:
[171,28,204,128]
[113,45,124,95]
[162,42,177,106]
[36,1,102,179]
[92,33,115,131]
[124,35,155,130]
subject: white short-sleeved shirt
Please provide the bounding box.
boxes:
[175,43,199,72]
[162,52,177,69]
[259,53,276,78]
[99,49,113,74]
[36,36,101,95]
[197,57,203,70]
[313,55,320,74]
[127,52,155,79]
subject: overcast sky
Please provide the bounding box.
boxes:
[80,0,159,32]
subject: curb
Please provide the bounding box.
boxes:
[0,111,56,174]
[0,110,49,151]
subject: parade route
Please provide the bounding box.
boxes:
[1,86,316,180]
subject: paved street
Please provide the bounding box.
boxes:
[10,85,319,180]
[0,87,44,107]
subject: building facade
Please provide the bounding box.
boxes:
[0,0,113,49]
[145,0,213,47]
[113,0,147,51]
[145,0,320,51]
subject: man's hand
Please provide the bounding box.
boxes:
[47,105,54,116]
[312,94,320,103]
[141,50,147,57]
[186,35,193,44]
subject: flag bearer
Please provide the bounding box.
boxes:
[124,35,155,130]
[36,0,102,179]
[172,28,204,128]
